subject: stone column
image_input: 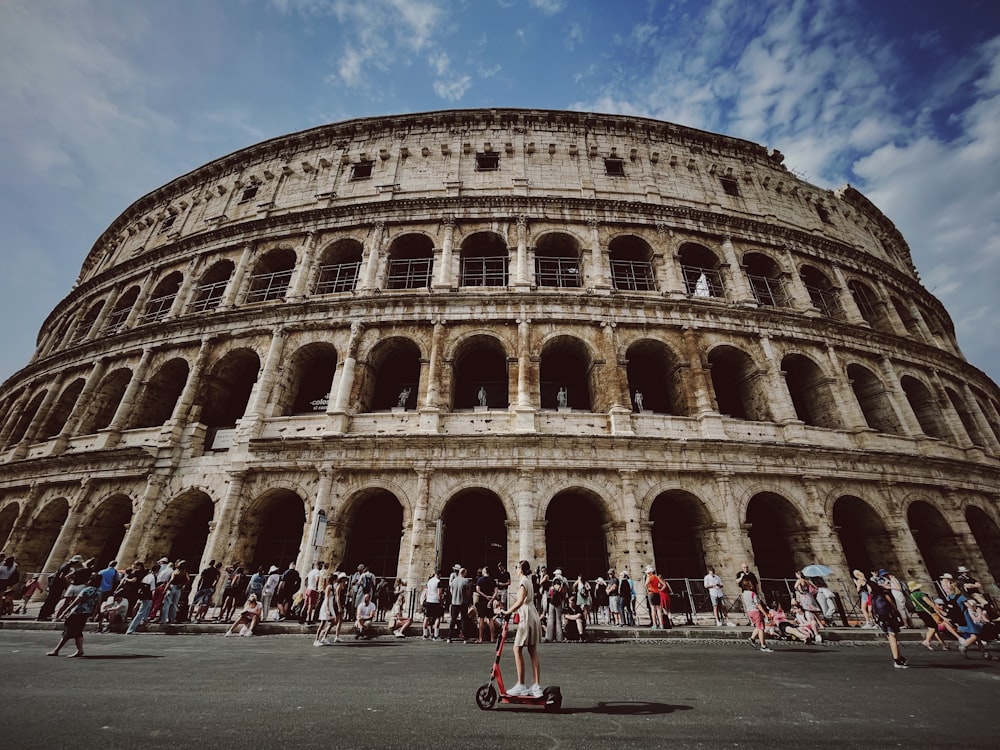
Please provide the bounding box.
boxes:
[11,381,62,457]
[586,219,609,289]
[906,301,936,345]
[86,287,121,342]
[165,337,212,428]
[360,222,386,291]
[404,469,432,589]
[167,257,202,319]
[115,474,169,565]
[418,320,445,433]
[757,335,799,423]
[434,217,455,289]
[825,346,869,431]
[297,465,334,573]
[101,347,155,444]
[327,322,363,433]
[51,358,109,453]
[220,243,254,310]
[241,326,287,439]
[513,215,530,290]
[876,357,922,437]
[716,473,754,573]
[874,280,909,336]
[122,269,158,329]
[513,316,536,432]
[779,247,814,312]
[829,264,867,326]
[618,470,645,578]
[928,371,970,447]
[655,224,685,297]
[719,237,755,304]
[802,478,851,577]
[515,469,536,563]
[39,481,93,574]
[286,231,318,301]
[963,384,1000,454]
[202,470,248,566]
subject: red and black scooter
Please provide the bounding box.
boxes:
[475,613,562,711]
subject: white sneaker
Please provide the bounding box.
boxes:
[394,630,405,638]
[529,684,543,698]
[726,621,737,627]
[507,683,528,696]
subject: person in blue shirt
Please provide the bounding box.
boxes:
[48,573,102,658]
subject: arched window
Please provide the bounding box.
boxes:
[197,349,261,429]
[544,490,609,580]
[707,345,770,421]
[386,234,433,290]
[781,354,841,429]
[539,336,592,410]
[246,248,296,303]
[190,260,234,312]
[833,496,902,574]
[77,367,132,434]
[142,271,183,323]
[452,335,509,410]
[534,233,581,288]
[744,253,789,307]
[364,338,421,411]
[315,239,362,294]
[284,343,338,415]
[945,387,986,447]
[104,286,140,334]
[678,243,724,298]
[799,265,842,318]
[625,340,687,415]
[848,279,892,332]
[460,232,509,287]
[70,300,105,344]
[847,364,903,435]
[130,359,189,429]
[37,378,85,441]
[900,375,950,440]
[609,235,655,291]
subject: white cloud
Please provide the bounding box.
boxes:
[433,75,472,101]
[529,0,566,16]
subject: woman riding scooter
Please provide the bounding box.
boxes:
[503,560,543,697]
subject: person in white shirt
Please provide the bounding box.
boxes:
[303,563,323,625]
[423,571,444,640]
[703,567,734,626]
[355,592,377,639]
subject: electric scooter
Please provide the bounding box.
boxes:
[475,613,562,711]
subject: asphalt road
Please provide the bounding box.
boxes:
[1,630,997,749]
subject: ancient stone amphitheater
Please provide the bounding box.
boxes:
[1,108,998,598]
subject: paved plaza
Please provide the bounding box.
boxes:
[1,628,998,749]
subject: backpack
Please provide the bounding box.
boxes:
[871,591,901,627]
[135,577,153,600]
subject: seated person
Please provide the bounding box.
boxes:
[765,604,786,639]
[779,605,816,642]
[225,593,262,637]
[96,593,129,632]
[562,597,587,641]
[355,592,377,639]
[957,595,997,654]
[388,592,412,637]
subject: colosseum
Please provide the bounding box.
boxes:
[1,108,999,606]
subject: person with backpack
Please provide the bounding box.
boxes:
[125,563,157,634]
[274,563,301,621]
[49,573,102,657]
[870,574,908,668]
[544,577,565,642]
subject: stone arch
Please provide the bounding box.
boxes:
[650,490,715,578]
[847,278,893,333]
[315,238,363,295]
[104,285,140,334]
[0,502,19,551]
[75,494,132,567]
[338,488,404,578]
[451,334,510,410]
[906,500,963,577]
[440,488,508,573]
[37,377,86,441]
[147,489,215,567]
[846,363,903,435]
[608,234,656,291]
[707,344,771,421]
[890,296,926,342]
[130,358,189,429]
[832,495,903,575]
[544,488,611,580]
[539,334,593,410]
[191,259,234,312]
[745,492,813,578]
[77,367,132,434]
[534,231,582,288]
[971,388,1000,445]
[71,299,105,344]
[246,247,296,303]
[143,270,183,323]
[799,264,842,317]
[678,242,724,298]
[743,251,788,307]
[197,348,261,428]
[362,336,421,412]
[386,233,434,289]
[944,386,986,447]
[625,338,687,415]
[17,498,68,572]
[459,230,509,287]
[781,353,842,429]
[965,505,1000,586]
[281,342,338,416]
[240,488,307,573]
[6,389,46,446]
[900,375,950,440]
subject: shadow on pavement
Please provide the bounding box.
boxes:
[75,654,165,660]
[496,702,693,715]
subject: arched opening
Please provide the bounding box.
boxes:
[609,235,655,291]
[707,345,770,421]
[198,349,261,428]
[142,271,183,324]
[678,243,724,298]
[37,378,85,441]
[781,353,842,429]
[6,390,46,446]
[907,500,963,578]
[452,335,509,410]
[243,490,306,572]
[848,279,892,333]
[625,339,687,415]
[130,359,189,429]
[965,506,1000,586]
[70,300,104,344]
[847,363,903,435]
[746,493,812,579]
[460,231,509,287]
[539,336,592,410]
[17,499,67,572]
[76,367,132,435]
[386,234,434,289]
[743,252,789,307]
[972,390,1000,445]
[900,375,950,440]
[833,496,902,575]
[315,239,363,294]
[799,265,842,318]
[364,337,421,411]
[945,387,986,447]
[246,248,296,303]
[650,490,714,578]
[891,296,926,342]
[534,232,581,288]
[545,491,609,580]
[440,489,508,573]
[190,260,234,312]
[0,504,19,551]
[76,494,132,567]
[283,343,338,415]
[149,491,215,568]
[104,286,140,334]
[341,490,404,578]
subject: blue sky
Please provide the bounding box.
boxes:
[1,0,999,390]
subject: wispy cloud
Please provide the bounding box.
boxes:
[529,0,566,15]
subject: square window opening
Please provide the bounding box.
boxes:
[475,152,500,171]
[157,215,177,234]
[720,177,740,197]
[816,203,833,224]
[604,158,625,176]
[351,161,375,180]
[238,185,259,204]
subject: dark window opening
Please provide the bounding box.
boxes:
[158,215,177,234]
[604,158,625,176]
[239,185,259,204]
[720,177,740,197]
[815,203,832,224]
[351,161,374,180]
[475,152,500,171]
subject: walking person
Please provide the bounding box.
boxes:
[704,567,734,626]
[448,566,471,642]
[908,580,966,650]
[502,560,544,697]
[870,575,908,668]
[125,564,157,634]
[160,561,189,624]
[741,578,773,652]
[48,573,101,657]
[37,554,81,621]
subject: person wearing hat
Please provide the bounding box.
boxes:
[261,565,281,621]
[36,554,81,621]
[191,560,222,623]
[125,562,158,634]
[644,565,666,629]
[619,570,635,626]
[956,566,987,604]
[148,557,174,620]
[908,580,967,650]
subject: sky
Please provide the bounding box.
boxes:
[1,0,999,391]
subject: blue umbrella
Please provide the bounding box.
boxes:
[801,564,833,577]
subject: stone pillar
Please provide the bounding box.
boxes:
[655,224,685,297]
[829,264,867,326]
[757,335,799,423]
[719,237,754,304]
[603,321,633,435]
[122,269,157,329]
[434,217,455,289]
[167,257,201,319]
[11,381,62,457]
[875,357,921,437]
[802,478,851,577]
[513,215,530,290]
[515,469,535,563]
[928,371,970,447]
[220,243,254,310]
[779,247,814,312]
[327,322,363,433]
[297,465,334,573]
[906,301,936,345]
[39,481,93,575]
[418,320,445,433]
[286,231,318,301]
[618,470,645,578]
[202,470,248,566]
[0,389,33,446]
[404,469,432,589]
[716,474,754,574]
[360,222,386,291]
[51,358,109,452]
[874,280,909,336]
[241,326,287,439]
[115,474,169,565]
[825,346,869,431]
[963,384,1000,454]
[586,219,610,289]
[513,316,536,432]
[86,287,121,342]
[101,347,155,443]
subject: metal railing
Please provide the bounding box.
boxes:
[189,280,229,312]
[804,285,843,319]
[535,257,581,288]
[460,256,508,287]
[140,293,176,324]
[680,266,725,298]
[314,262,361,294]
[386,258,433,289]
[245,270,293,303]
[610,259,656,291]
[746,274,790,307]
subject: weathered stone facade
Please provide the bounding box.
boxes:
[1,109,999,595]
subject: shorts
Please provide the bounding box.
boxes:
[748,609,765,628]
[303,589,319,607]
[475,598,492,618]
[609,595,621,613]
[193,587,214,606]
[425,602,443,621]
[878,621,900,635]
[916,610,938,628]
[63,611,89,639]
[648,593,661,608]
